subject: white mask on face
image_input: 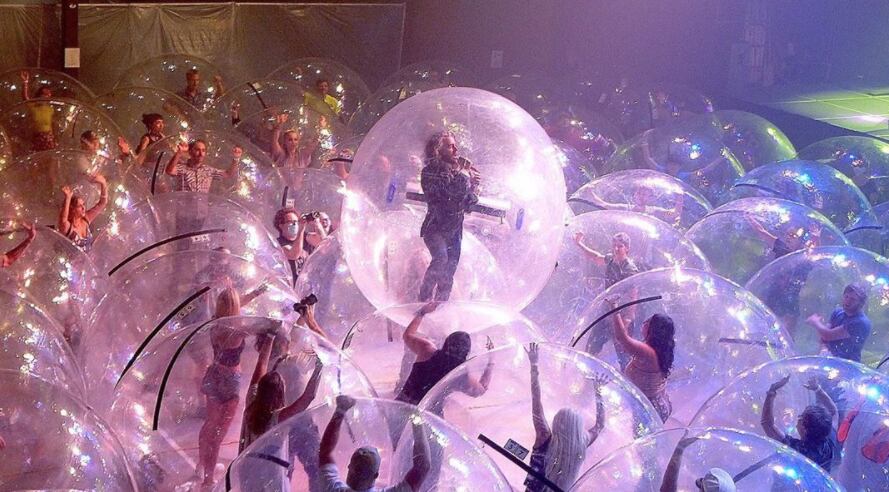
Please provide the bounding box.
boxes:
[285,223,299,237]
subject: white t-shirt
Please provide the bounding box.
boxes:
[319,463,411,492]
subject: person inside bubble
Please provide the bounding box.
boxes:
[164,139,242,193]
[271,113,313,169]
[804,283,871,363]
[524,342,608,492]
[177,69,224,109]
[19,70,57,152]
[606,298,675,422]
[273,207,307,286]
[835,396,889,490]
[575,232,646,369]
[648,89,679,128]
[417,130,481,302]
[304,211,332,255]
[135,113,166,158]
[57,172,108,252]
[582,187,683,226]
[1,222,36,268]
[304,78,342,119]
[319,395,430,492]
[660,434,737,492]
[761,374,839,472]
[395,302,495,406]
[745,214,823,258]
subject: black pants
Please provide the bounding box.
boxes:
[418,228,462,302]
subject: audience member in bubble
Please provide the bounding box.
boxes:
[575,231,646,368]
[319,395,430,492]
[57,173,107,252]
[165,139,241,193]
[746,213,823,259]
[760,254,816,339]
[582,187,684,228]
[181,249,271,326]
[19,70,57,151]
[395,302,495,407]
[804,283,871,363]
[761,374,839,472]
[836,399,889,490]
[274,207,308,286]
[135,113,166,158]
[270,113,312,169]
[524,342,608,492]
[304,79,342,119]
[304,211,332,254]
[607,298,675,422]
[417,131,481,302]
[1,222,35,267]
[177,69,224,108]
[660,434,737,492]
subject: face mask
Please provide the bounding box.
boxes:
[285,224,299,237]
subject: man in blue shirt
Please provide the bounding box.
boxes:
[805,283,871,363]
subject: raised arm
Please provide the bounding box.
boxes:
[20,71,31,101]
[805,377,838,420]
[588,373,608,444]
[2,223,36,268]
[84,174,108,223]
[526,343,551,447]
[240,281,269,307]
[271,113,288,161]
[319,395,355,466]
[403,303,439,362]
[280,357,324,421]
[574,232,607,266]
[165,141,188,176]
[660,435,699,492]
[610,305,654,359]
[761,375,790,441]
[745,214,778,243]
[57,186,74,234]
[403,416,432,492]
[249,331,275,387]
[223,146,242,178]
[298,303,329,340]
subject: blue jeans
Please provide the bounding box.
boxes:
[418,229,462,302]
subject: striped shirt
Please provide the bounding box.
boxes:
[172,163,226,193]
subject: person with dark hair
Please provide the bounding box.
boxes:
[395,302,495,406]
[136,113,165,157]
[303,79,341,118]
[1,223,36,268]
[417,131,480,302]
[19,70,57,151]
[319,395,430,492]
[761,375,838,472]
[57,173,108,252]
[607,298,675,422]
[525,342,607,492]
[164,140,241,193]
[805,283,871,363]
[273,207,307,286]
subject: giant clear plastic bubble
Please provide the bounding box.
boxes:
[572,428,840,491]
[745,246,889,367]
[852,200,889,257]
[0,125,11,171]
[419,342,662,490]
[319,133,364,179]
[83,250,297,409]
[0,370,137,491]
[596,81,715,137]
[0,288,85,395]
[705,110,796,171]
[486,73,563,118]
[110,317,375,490]
[94,86,205,148]
[267,58,372,121]
[89,191,290,280]
[225,397,510,491]
[523,210,709,343]
[569,169,713,230]
[342,302,545,400]
[603,124,745,204]
[571,268,793,425]
[553,139,598,196]
[0,220,105,340]
[294,233,377,342]
[799,136,889,205]
[538,104,623,170]
[117,54,230,111]
[204,79,306,128]
[341,87,567,311]
[348,79,448,135]
[727,160,878,233]
[0,67,96,111]
[0,97,128,158]
[382,60,477,88]
[691,355,889,491]
[0,149,150,233]
[686,197,849,285]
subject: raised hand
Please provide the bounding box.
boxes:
[232,145,243,160]
[176,141,189,155]
[61,185,73,198]
[335,394,356,412]
[117,136,131,156]
[485,335,494,351]
[803,376,820,392]
[417,301,440,316]
[89,173,107,186]
[768,374,791,394]
[525,342,540,364]
[587,372,610,388]
[24,222,36,240]
[19,70,29,84]
[573,231,585,244]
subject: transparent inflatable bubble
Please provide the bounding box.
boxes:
[225,397,510,491]
[727,160,878,233]
[318,133,364,179]
[83,250,297,409]
[537,103,623,170]
[597,81,715,137]
[706,110,796,170]
[0,97,128,158]
[686,197,849,285]
[267,58,372,121]
[0,126,11,171]
[341,302,545,400]
[89,191,290,280]
[572,427,840,491]
[0,220,105,338]
[0,67,96,111]
[117,54,230,111]
[745,246,889,367]
[691,355,889,491]
[799,136,889,205]
[552,139,598,196]
[486,73,565,119]
[569,169,713,230]
[0,370,137,491]
[0,288,85,395]
[523,210,709,344]
[109,317,375,490]
[0,149,150,233]
[294,233,377,342]
[851,200,889,257]
[419,343,662,490]
[205,79,307,128]
[382,60,477,88]
[603,124,745,205]
[348,79,449,135]
[94,86,205,148]
[342,87,566,311]
[571,267,793,425]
